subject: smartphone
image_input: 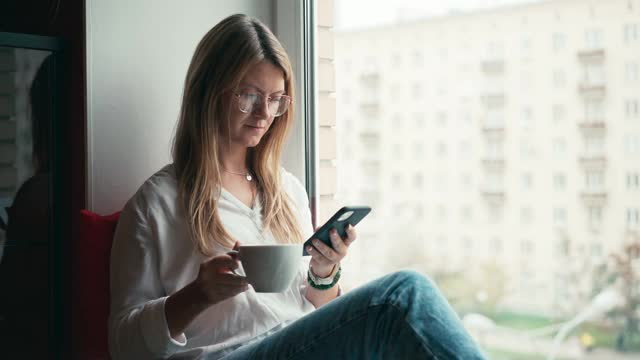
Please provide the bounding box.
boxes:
[303,206,372,256]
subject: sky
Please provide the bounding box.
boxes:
[334,0,547,30]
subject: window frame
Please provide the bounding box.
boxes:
[275,0,319,225]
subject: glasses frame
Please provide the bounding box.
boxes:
[233,91,292,117]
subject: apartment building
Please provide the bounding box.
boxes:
[332,0,640,314]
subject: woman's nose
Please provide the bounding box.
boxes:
[253,97,270,118]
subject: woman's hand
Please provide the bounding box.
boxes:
[193,241,249,306]
[306,225,357,277]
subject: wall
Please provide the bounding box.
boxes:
[86,0,275,213]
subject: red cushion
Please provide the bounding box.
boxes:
[73,210,121,360]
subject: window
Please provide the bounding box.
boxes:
[553,173,566,191]
[487,108,503,128]
[585,135,604,155]
[552,138,567,156]
[487,139,503,159]
[521,207,534,224]
[628,208,640,228]
[627,172,640,190]
[491,237,502,254]
[552,32,565,51]
[521,239,534,253]
[553,207,567,225]
[626,62,639,82]
[624,23,639,43]
[625,135,640,155]
[460,206,472,223]
[322,3,638,357]
[585,170,604,190]
[584,63,605,85]
[521,106,533,128]
[626,99,639,119]
[552,104,565,123]
[585,28,604,48]
[585,100,604,121]
[521,172,533,190]
[553,69,565,88]
[588,206,603,229]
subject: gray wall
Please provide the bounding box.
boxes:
[86,0,275,213]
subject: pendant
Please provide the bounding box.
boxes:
[246,174,253,181]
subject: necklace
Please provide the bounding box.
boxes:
[223,168,253,182]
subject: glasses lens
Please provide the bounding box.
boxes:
[238,93,259,113]
[272,97,290,117]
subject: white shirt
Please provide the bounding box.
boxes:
[108,164,316,360]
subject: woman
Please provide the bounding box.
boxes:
[109,14,486,360]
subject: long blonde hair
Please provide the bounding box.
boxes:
[172,14,304,255]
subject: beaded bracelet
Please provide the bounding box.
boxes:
[307,265,342,290]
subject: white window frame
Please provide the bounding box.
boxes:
[275,0,318,223]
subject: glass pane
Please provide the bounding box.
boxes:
[319,0,640,358]
[0,47,53,356]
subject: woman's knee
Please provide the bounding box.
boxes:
[370,270,440,305]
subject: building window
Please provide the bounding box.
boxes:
[458,207,471,223]
[521,239,534,254]
[585,28,604,48]
[413,173,424,188]
[585,63,605,85]
[588,206,603,229]
[628,208,640,228]
[585,100,604,121]
[492,237,502,254]
[521,207,533,224]
[437,142,448,157]
[552,32,565,51]
[624,23,639,43]
[626,62,639,82]
[521,172,534,190]
[553,69,566,88]
[552,138,567,156]
[413,142,424,159]
[585,135,604,155]
[488,205,502,223]
[461,173,472,187]
[552,104,565,123]
[554,173,566,191]
[625,135,640,155]
[627,172,640,190]
[437,205,447,222]
[626,99,639,119]
[521,106,533,128]
[553,207,567,225]
[585,170,605,190]
[487,139,503,159]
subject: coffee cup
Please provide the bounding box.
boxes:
[229,244,302,292]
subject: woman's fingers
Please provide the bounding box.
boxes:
[310,238,340,262]
[345,224,357,246]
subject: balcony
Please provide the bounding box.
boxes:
[481,59,505,74]
[577,49,605,63]
[482,123,505,137]
[578,154,607,169]
[580,190,607,205]
[578,120,606,135]
[482,188,505,204]
[360,103,380,120]
[359,73,380,88]
[481,93,505,107]
[482,157,505,170]
[578,83,606,99]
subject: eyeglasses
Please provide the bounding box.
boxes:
[234,92,291,117]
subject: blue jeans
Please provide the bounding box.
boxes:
[221,270,487,359]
